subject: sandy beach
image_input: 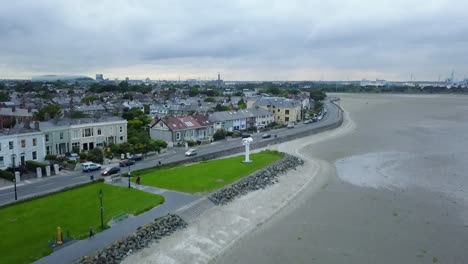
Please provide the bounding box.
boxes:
[124,94,468,264]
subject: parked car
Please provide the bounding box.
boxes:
[303,120,311,124]
[101,166,121,176]
[241,133,252,138]
[119,159,136,167]
[129,153,143,161]
[287,123,295,129]
[262,133,272,139]
[185,149,197,156]
[81,162,101,172]
[66,152,79,161]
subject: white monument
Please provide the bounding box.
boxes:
[45,166,51,177]
[36,167,42,178]
[242,137,253,163]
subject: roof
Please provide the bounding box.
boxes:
[151,115,211,131]
[0,107,36,117]
[0,126,41,137]
[254,97,301,108]
[209,108,273,122]
[39,116,126,130]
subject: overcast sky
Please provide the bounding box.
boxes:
[0,0,467,81]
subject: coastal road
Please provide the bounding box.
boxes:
[0,101,340,206]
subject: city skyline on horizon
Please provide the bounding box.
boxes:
[1,0,467,82]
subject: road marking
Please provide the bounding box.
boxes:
[35,182,55,188]
[0,192,14,197]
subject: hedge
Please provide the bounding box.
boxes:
[0,170,14,181]
[25,160,48,173]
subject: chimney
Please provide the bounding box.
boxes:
[24,119,31,129]
[12,106,16,112]
[34,121,40,130]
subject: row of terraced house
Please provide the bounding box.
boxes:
[149,96,311,147]
[0,115,127,169]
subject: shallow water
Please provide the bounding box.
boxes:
[213,94,468,264]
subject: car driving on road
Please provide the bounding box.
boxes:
[262,133,272,138]
[185,149,197,156]
[101,166,121,176]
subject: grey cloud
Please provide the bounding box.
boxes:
[0,0,467,80]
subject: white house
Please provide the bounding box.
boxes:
[39,117,128,155]
[209,108,274,132]
[0,126,46,169]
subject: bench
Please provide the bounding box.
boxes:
[110,174,122,182]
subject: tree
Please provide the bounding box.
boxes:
[204,97,216,103]
[310,90,326,101]
[0,91,10,102]
[214,104,231,111]
[34,104,63,121]
[69,110,89,119]
[237,98,247,109]
[189,87,200,97]
[213,129,226,141]
[81,96,99,104]
[86,148,104,164]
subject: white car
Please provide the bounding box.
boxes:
[287,123,295,129]
[81,162,101,172]
[185,149,197,156]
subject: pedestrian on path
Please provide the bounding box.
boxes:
[89,226,94,239]
[136,176,141,185]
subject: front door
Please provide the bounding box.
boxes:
[20,155,25,166]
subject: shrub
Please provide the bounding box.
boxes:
[187,140,197,147]
[87,148,104,164]
[0,170,14,181]
[25,160,48,172]
[226,131,233,137]
[232,131,241,137]
[213,129,226,141]
[79,152,87,160]
[45,155,57,161]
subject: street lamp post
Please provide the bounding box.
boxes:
[128,165,131,188]
[99,189,104,229]
[11,154,17,200]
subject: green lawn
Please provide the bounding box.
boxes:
[0,182,164,264]
[133,150,283,194]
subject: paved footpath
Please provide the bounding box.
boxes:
[33,181,200,264]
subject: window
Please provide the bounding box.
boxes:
[176,132,181,140]
[110,127,113,134]
[97,128,102,135]
[82,128,93,137]
[46,146,51,155]
[0,157,3,167]
[72,130,79,139]
[9,141,13,150]
[285,110,290,115]
[285,117,290,122]
[32,151,37,160]
[45,134,49,142]
[60,132,64,140]
[33,138,37,146]
[96,142,104,148]
[120,126,123,133]
[72,142,80,150]
[21,139,26,148]
[277,109,280,112]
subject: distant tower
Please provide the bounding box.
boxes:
[217,72,221,87]
[451,70,455,83]
[125,77,129,83]
[96,74,104,82]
